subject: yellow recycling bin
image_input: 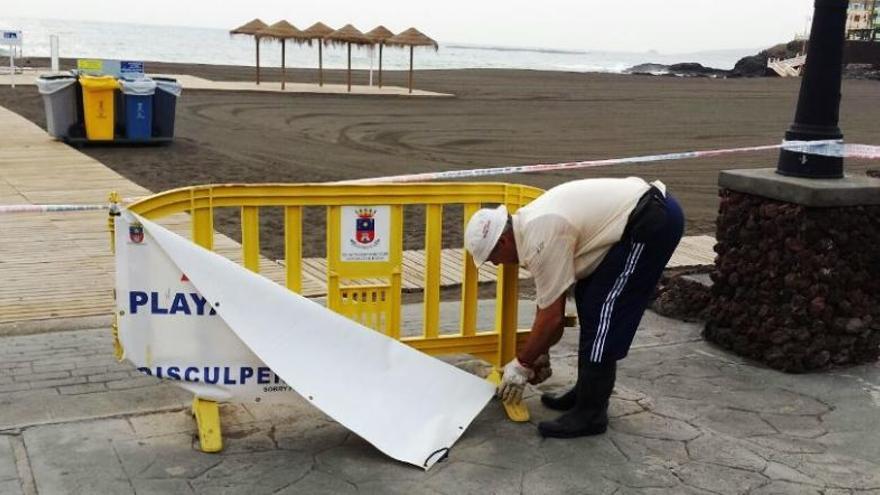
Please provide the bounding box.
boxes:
[80,75,119,140]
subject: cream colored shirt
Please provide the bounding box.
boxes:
[512,177,662,308]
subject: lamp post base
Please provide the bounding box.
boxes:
[777,126,844,178]
[705,169,880,372]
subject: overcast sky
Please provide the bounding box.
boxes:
[6,0,815,53]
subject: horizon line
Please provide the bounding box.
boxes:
[2,15,769,57]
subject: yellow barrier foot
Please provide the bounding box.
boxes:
[487,369,530,422]
[192,397,223,453]
[111,318,123,362]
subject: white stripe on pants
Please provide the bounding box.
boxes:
[590,242,645,363]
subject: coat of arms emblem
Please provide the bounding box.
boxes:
[355,208,376,244]
[129,221,144,244]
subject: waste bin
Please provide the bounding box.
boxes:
[152,77,182,139]
[35,73,78,139]
[79,75,119,140]
[119,78,157,140]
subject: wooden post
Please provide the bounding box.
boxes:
[408,45,414,94]
[378,43,384,88]
[281,39,286,90]
[255,37,261,85]
[319,43,324,86]
[347,43,352,92]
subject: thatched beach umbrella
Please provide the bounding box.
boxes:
[302,22,335,86]
[385,28,438,93]
[325,24,373,92]
[366,26,395,88]
[231,18,268,85]
[256,21,308,90]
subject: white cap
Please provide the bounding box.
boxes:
[464,205,508,265]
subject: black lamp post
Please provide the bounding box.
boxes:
[777,0,849,179]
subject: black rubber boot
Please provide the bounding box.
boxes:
[541,387,576,411]
[540,352,582,411]
[538,361,616,438]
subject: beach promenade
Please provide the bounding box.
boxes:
[0,103,291,332]
[0,70,452,97]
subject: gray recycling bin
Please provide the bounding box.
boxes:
[35,73,79,139]
[152,77,182,139]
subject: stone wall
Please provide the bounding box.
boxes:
[705,190,880,372]
[845,40,880,65]
[652,274,711,322]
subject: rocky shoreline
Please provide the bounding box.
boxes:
[623,62,729,78]
[626,39,880,80]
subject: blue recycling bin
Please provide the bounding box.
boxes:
[119,78,157,140]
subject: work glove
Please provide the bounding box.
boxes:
[498,358,534,405]
[530,353,552,385]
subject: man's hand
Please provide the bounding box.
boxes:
[530,353,552,385]
[498,359,534,404]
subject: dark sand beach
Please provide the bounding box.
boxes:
[2,62,878,260]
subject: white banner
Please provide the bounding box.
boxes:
[114,211,494,469]
[114,217,294,403]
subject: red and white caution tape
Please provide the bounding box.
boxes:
[0,196,145,215]
[344,140,880,184]
[0,204,110,214]
[784,141,880,159]
[1,140,878,214]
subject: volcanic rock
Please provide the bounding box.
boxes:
[623,62,728,78]
[704,190,880,372]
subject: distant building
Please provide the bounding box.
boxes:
[846,0,878,41]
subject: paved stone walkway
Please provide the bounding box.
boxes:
[1,307,878,494]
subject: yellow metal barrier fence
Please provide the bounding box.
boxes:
[111,182,545,448]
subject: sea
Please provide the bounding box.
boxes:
[0,17,756,73]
